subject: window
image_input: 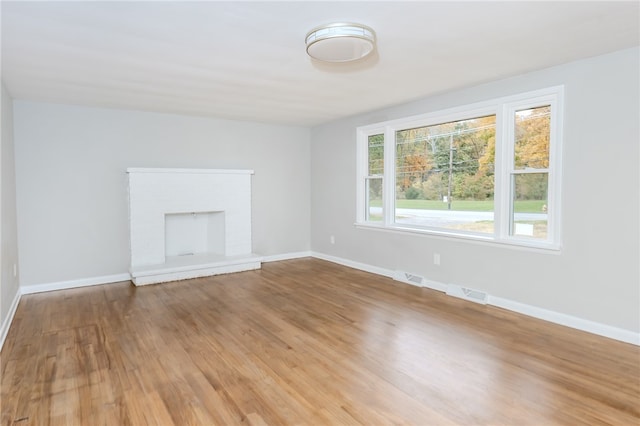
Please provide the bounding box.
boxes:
[356,86,563,250]
[395,115,497,234]
[510,105,551,239]
[366,134,384,222]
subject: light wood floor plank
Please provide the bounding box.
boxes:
[1,258,638,425]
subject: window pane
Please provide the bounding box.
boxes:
[395,116,496,234]
[514,105,550,170]
[365,177,383,221]
[368,134,384,175]
[511,173,548,239]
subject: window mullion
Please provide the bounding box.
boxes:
[494,104,511,240]
[547,93,563,246]
[356,130,367,223]
[383,126,395,226]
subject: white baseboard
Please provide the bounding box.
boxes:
[310,251,394,278]
[262,251,312,263]
[21,273,132,295]
[16,251,315,294]
[20,252,312,294]
[489,296,640,346]
[18,252,314,295]
[0,289,21,351]
[422,279,447,292]
[21,252,313,293]
[310,251,640,346]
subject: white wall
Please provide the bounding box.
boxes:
[13,104,310,287]
[1,81,20,341]
[310,47,640,334]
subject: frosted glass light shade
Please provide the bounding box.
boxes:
[305,23,376,62]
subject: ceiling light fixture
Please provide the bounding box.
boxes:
[305,22,376,63]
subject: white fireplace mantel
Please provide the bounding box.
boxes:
[127,167,254,175]
[127,167,262,285]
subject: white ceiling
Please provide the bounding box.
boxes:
[2,1,639,127]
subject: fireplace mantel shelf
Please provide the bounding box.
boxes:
[127,168,254,175]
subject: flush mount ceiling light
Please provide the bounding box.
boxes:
[305,22,376,63]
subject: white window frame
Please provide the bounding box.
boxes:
[358,129,386,222]
[356,86,564,251]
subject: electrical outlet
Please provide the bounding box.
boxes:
[330,235,335,244]
[433,253,441,266]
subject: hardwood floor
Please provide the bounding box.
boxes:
[1,258,638,425]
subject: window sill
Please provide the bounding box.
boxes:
[354,222,561,254]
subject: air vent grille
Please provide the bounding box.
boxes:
[393,271,426,287]
[446,284,488,304]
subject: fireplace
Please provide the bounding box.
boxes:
[127,168,262,285]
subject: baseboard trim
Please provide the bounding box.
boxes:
[262,251,312,263]
[310,251,639,346]
[19,252,313,294]
[17,251,316,294]
[0,289,22,351]
[489,296,640,346]
[310,251,394,278]
[21,273,132,295]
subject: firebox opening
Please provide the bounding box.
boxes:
[164,211,225,258]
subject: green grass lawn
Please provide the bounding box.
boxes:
[369,199,546,213]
